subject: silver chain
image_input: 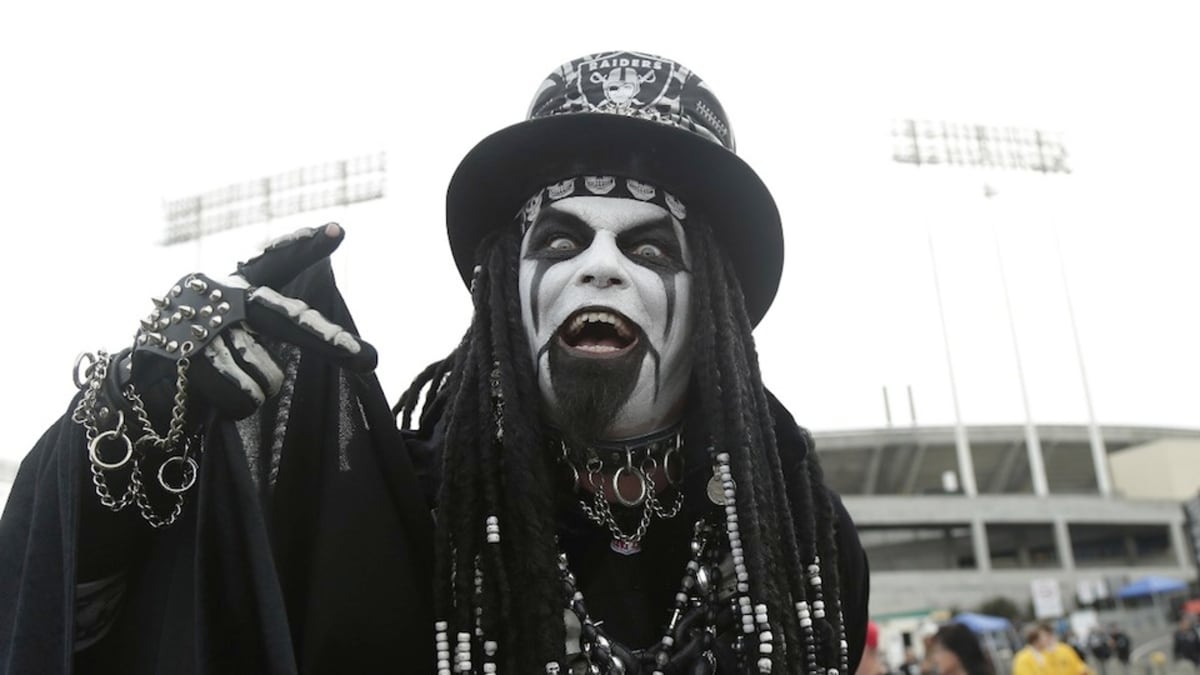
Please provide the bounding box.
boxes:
[576,443,686,548]
[72,349,197,528]
[73,351,138,511]
[124,357,192,451]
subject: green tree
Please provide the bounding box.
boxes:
[977,596,1023,622]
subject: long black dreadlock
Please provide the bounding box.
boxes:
[397,216,850,674]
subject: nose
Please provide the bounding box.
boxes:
[576,234,627,290]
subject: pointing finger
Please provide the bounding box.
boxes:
[236,223,345,290]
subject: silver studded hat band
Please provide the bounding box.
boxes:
[517,175,688,234]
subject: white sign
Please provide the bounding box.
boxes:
[1032,578,1065,619]
[1077,580,1096,605]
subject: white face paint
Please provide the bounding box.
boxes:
[519,195,693,441]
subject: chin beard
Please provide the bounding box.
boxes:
[544,338,648,451]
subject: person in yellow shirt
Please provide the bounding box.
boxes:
[1013,624,1091,675]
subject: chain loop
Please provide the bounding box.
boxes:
[71,349,200,527]
[571,433,686,548]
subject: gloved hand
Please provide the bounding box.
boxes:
[113,222,376,422]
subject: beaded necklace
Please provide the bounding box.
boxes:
[433,444,847,675]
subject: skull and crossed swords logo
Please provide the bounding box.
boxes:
[576,51,676,113]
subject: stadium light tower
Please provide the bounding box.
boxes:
[162,152,387,245]
[893,119,1112,498]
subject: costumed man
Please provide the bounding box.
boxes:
[0,50,868,674]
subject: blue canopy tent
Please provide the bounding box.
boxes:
[1116,575,1189,623]
[953,612,1013,633]
[1116,576,1187,599]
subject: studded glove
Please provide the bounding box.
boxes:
[116,223,377,421]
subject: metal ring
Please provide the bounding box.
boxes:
[585,455,603,475]
[611,465,649,508]
[640,455,658,477]
[89,429,134,470]
[158,456,198,494]
[73,352,97,390]
[663,446,682,486]
[587,469,604,492]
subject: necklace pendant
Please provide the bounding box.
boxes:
[610,539,642,556]
[706,473,728,505]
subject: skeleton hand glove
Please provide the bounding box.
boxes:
[123,223,376,420]
[73,223,373,528]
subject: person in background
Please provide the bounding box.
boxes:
[1065,631,1088,662]
[857,621,889,675]
[1087,626,1113,675]
[1173,616,1200,668]
[1108,625,1130,671]
[929,623,995,675]
[900,647,924,675]
[1013,623,1089,675]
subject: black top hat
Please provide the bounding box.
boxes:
[446,50,783,327]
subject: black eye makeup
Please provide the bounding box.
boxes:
[524,209,596,261]
[617,218,687,273]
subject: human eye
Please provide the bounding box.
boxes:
[631,242,664,259]
[547,236,579,252]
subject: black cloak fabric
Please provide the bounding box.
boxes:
[1,262,868,674]
[0,262,436,674]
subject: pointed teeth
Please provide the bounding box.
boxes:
[567,310,634,338]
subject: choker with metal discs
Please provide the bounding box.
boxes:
[554,425,686,555]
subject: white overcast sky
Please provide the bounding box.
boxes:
[1,1,1197,463]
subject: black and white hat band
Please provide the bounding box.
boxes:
[518,176,688,233]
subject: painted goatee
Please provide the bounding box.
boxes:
[544,338,648,450]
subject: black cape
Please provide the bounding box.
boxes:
[1,264,868,674]
[1,263,436,674]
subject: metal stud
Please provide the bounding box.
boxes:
[187,277,208,293]
[199,305,213,319]
[216,301,231,314]
[178,305,195,319]
[171,285,183,297]
[158,318,171,330]
[151,296,169,309]
[137,334,148,345]
[170,311,182,324]
[210,315,223,328]
[166,340,179,353]
[209,289,223,303]
[191,325,209,339]
[146,332,165,345]
[140,318,157,332]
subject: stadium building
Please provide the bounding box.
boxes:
[817,422,1200,616]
